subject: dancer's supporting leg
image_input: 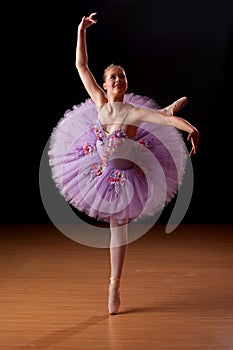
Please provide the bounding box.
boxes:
[108,217,128,315]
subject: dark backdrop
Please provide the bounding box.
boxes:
[3,0,233,224]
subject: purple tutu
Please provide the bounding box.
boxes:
[48,93,188,224]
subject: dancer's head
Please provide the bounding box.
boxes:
[103,64,128,100]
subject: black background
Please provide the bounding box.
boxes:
[3,0,233,225]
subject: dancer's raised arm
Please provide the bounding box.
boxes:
[76,13,107,105]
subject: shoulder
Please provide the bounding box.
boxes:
[126,105,143,123]
[95,92,108,104]
[121,102,136,115]
[97,102,108,112]
[95,97,108,111]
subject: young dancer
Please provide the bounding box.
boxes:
[48,13,199,315]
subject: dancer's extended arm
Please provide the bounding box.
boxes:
[130,107,199,156]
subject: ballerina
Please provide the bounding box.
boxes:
[49,12,199,315]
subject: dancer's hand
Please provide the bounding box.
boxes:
[78,13,98,30]
[187,129,199,156]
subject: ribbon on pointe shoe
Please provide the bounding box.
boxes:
[108,277,121,315]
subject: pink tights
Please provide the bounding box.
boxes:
[109,217,128,280]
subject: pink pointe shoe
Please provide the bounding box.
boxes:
[159,96,188,116]
[108,277,121,315]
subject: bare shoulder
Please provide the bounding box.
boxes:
[126,104,143,125]
[95,95,108,110]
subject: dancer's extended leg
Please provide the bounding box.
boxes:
[108,217,128,315]
[159,96,188,115]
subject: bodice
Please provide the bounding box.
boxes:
[94,121,135,170]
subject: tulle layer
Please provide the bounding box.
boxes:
[48,93,188,223]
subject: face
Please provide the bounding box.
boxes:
[103,66,128,97]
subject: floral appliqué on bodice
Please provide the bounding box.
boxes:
[74,121,155,195]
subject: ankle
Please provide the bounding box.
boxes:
[109,277,120,287]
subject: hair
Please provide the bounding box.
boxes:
[103,63,125,82]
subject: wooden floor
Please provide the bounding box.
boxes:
[0,224,232,350]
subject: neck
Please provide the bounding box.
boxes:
[108,94,125,103]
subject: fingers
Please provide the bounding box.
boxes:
[189,147,196,157]
[88,12,98,23]
[80,16,85,23]
[188,133,198,156]
[79,13,98,29]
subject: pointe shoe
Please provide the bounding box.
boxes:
[160,96,188,116]
[108,278,121,315]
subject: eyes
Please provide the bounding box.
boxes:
[109,73,126,80]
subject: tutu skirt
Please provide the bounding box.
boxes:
[48,93,188,224]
